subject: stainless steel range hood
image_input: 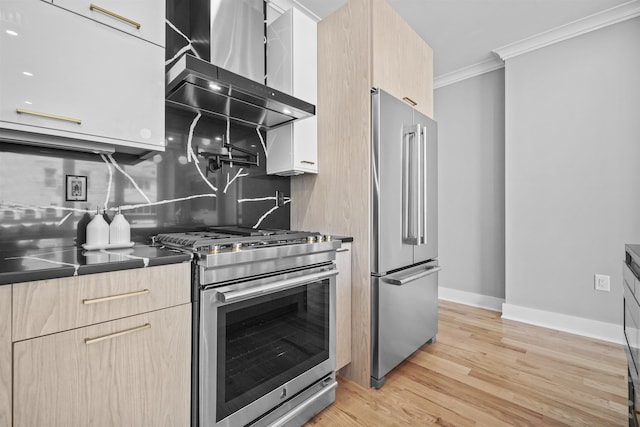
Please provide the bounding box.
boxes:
[166,53,315,129]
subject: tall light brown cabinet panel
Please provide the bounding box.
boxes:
[291,0,433,387]
[335,243,352,371]
[0,286,10,427]
[371,0,433,117]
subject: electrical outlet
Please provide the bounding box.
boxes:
[594,274,610,292]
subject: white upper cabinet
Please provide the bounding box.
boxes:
[52,0,165,47]
[266,8,318,175]
[0,0,165,154]
[267,8,316,104]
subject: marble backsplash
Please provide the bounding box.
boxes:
[0,108,291,245]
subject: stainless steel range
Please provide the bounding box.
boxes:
[155,227,340,427]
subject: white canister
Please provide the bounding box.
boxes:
[86,208,109,246]
[109,208,131,244]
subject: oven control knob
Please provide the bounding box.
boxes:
[306,236,316,244]
[323,235,332,242]
[208,244,221,254]
[231,242,242,252]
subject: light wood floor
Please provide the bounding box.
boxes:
[308,300,628,426]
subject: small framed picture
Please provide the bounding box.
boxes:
[66,175,87,202]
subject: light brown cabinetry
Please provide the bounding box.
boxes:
[0,286,10,427]
[13,263,190,341]
[13,304,191,427]
[290,0,433,387]
[10,263,192,427]
[335,243,352,371]
[371,0,433,117]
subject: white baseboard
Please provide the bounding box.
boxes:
[438,286,505,312]
[501,303,623,345]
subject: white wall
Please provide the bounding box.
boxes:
[504,17,640,327]
[435,69,506,305]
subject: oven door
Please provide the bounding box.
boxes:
[199,264,337,427]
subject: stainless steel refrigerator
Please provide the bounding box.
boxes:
[371,88,440,388]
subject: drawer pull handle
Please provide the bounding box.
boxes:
[301,160,316,165]
[89,4,141,29]
[402,97,417,107]
[336,248,349,253]
[85,323,151,345]
[83,289,150,305]
[16,108,81,124]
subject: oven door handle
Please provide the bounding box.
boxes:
[216,270,338,304]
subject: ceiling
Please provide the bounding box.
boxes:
[293,0,633,79]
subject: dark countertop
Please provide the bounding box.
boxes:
[0,238,192,286]
[333,236,354,243]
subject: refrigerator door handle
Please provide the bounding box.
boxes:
[421,124,429,245]
[382,266,442,286]
[402,124,419,244]
[415,124,422,245]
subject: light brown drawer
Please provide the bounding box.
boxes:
[12,263,190,341]
[13,303,191,427]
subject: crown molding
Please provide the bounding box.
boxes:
[493,0,640,60]
[434,57,504,89]
[266,0,321,22]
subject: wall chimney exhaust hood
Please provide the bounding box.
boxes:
[166,53,315,129]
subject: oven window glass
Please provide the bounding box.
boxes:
[216,279,329,422]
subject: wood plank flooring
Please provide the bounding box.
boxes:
[307,300,627,426]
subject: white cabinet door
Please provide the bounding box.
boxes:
[266,8,317,175]
[267,116,317,175]
[0,0,164,153]
[52,0,165,47]
[292,116,317,172]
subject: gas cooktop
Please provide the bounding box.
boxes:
[155,226,340,285]
[154,226,331,252]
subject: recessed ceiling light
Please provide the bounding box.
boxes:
[22,71,33,77]
[167,136,174,141]
[283,109,292,115]
[215,136,222,141]
[6,30,18,36]
[209,83,221,90]
[24,101,32,105]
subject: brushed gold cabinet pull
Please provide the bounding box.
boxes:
[85,323,151,345]
[83,289,150,305]
[402,97,417,107]
[89,4,141,29]
[16,108,81,124]
[301,160,316,165]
